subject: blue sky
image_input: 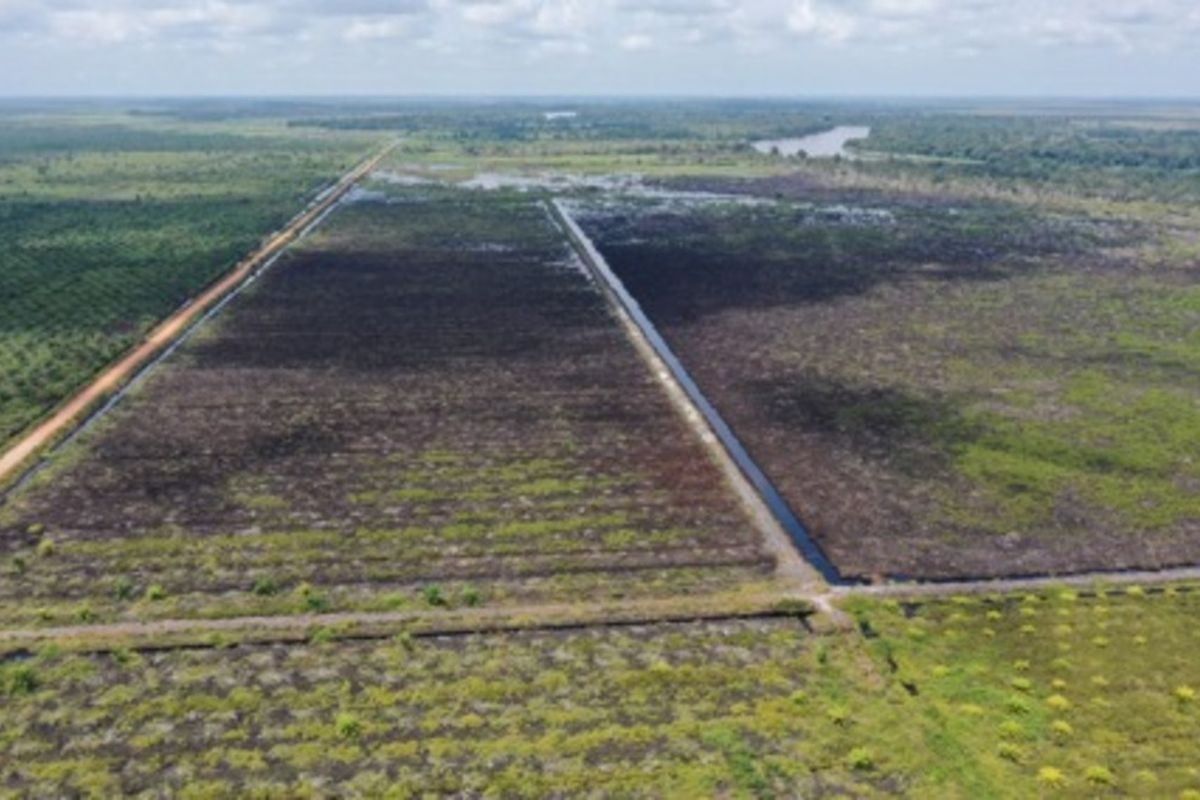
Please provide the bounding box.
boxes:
[3,0,1198,96]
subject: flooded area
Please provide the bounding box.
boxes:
[370,170,433,186]
[753,125,871,158]
[458,171,771,207]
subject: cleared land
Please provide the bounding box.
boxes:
[575,184,1200,580]
[0,186,774,628]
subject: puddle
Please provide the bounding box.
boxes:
[344,186,390,204]
[369,170,434,186]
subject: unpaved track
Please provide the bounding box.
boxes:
[0,140,397,489]
[6,562,1199,652]
[830,563,1200,600]
[0,590,812,653]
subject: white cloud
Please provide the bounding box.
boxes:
[51,10,140,43]
[457,0,528,27]
[7,0,1200,90]
[620,32,653,50]
[786,0,857,42]
[48,1,289,45]
[19,0,1200,52]
[868,0,939,19]
[345,16,414,40]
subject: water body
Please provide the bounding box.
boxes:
[753,126,871,158]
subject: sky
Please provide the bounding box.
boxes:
[2,0,1199,97]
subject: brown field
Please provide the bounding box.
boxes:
[574,183,1200,581]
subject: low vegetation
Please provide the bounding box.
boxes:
[4,585,1198,797]
[576,157,1200,579]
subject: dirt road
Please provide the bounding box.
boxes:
[0,140,397,490]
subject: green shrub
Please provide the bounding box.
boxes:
[1036,766,1066,788]
[336,712,361,739]
[1132,769,1157,787]
[114,576,135,601]
[5,664,38,696]
[423,585,446,607]
[846,747,873,770]
[1005,695,1032,715]
[1046,694,1072,712]
[144,584,167,601]
[1084,766,1115,786]
[1051,720,1074,739]
[997,743,1025,763]
[460,586,483,607]
[304,593,330,613]
[998,720,1025,741]
[292,582,329,612]
[36,539,54,558]
[252,577,279,597]
[826,705,851,725]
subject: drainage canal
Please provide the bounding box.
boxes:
[550,198,846,585]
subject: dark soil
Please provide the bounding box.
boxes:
[577,195,1199,581]
[0,194,770,611]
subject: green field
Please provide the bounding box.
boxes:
[4,585,1198,797]
[0,112,376,449]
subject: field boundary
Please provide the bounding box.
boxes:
[0,139,397,492]
[8,562,1199,654]
[832,564,1200,599]
[0,590,815,655]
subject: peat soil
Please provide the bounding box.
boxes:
[574,194,1198,582]
[0,193,771,619]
